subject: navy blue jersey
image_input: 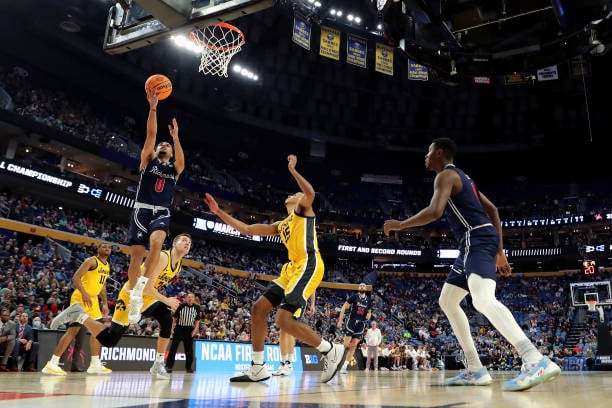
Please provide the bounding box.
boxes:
[443,164,494,241]
[135,158,178,207]
[346,293,371,322]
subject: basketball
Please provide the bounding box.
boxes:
[145,74,172,100]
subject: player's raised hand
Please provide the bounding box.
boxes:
[287,154,297,171]
[204,193,220,214]
[168,117,179,140]
[147,89,158,109]
[166,297,180,311]
[383,219,402,236]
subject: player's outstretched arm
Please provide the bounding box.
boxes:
[287,154,315,215]
[204,193,279,236]
[140,90,159,170]
[169,118,185,176]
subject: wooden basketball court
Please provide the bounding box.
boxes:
[0,369,609,407]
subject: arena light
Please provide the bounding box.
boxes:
[232,64,259,81]
[170,34,201,54]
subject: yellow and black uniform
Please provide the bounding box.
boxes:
[269,210,324,315]
[70,256,110,320]
[112,249,182,326]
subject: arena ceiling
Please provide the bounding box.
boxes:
[0,1,610,163]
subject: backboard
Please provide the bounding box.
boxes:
[103,0,276,54]
[570,281,612,307]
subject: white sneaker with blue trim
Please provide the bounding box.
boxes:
[502,356,561,391]
[445,367,492,386]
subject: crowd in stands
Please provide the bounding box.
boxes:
[1,63,611,373]
[1,207,610,372]
[2,63,612,231]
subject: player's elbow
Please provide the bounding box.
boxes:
[428,206,444,221]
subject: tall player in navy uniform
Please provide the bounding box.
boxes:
[337,282,372,374]
[127,89,184,323]
[384,138,560,391]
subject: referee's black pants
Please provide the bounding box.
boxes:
[166,326,195,371]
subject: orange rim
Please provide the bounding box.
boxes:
[189,22,245,51]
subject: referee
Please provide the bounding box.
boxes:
[166,293,201,373]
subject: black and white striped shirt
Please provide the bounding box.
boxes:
[173,303,201,327]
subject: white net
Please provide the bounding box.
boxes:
[587,300,597,312]
[190,23,245,77]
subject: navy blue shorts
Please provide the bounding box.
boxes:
[445,225,500,291]
[127,207,171,246]
[344,319,366,338]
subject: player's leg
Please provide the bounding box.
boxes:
[439,255,493,385]
[146,302,172,380]
[126,208,149,289]
[86,320,112,375]
[129,224,167,324]
[275,258,344,383]
[184,332,195,373]
[165,332,181,372]
[229,295,274,382]
[468,274,560,390]
[273,329,295,376]
[231,278,287,382]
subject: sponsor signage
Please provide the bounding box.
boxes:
[37,331,185,371]
[192,218,282,244]
[585,244,610,253]
[337,245,421,256]
[501,214,588,227]
[438,249,460,259]
[195,341,309,372]
[510,248,562,257]
[0,159,134,208]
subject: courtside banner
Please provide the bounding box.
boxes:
[408,59,428,81]
[375,43,394,76]
[347,34,367,68]
[292,16,311,50]
[37,330,185,371]
[195,341,306,372]
[320,26,341,60]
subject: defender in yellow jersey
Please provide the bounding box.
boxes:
[205,154,345,384]
[42,243,112,376]
[50,234,192,380]
[112,248,183,326]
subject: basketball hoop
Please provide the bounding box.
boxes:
[586,300,597,312]
[189,22,245,77]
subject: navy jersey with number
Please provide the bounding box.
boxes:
[135,158,178,207]
[346,293,372,322]
[443,164,495,241]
